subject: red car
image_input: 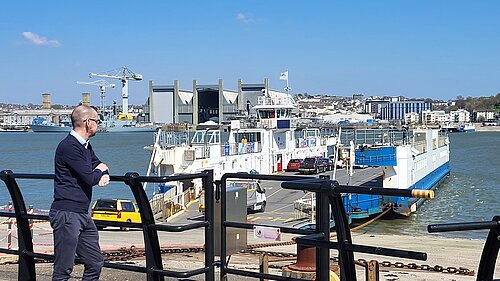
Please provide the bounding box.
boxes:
[286,158,303,172]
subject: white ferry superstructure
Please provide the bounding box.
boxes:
[146,92,336,202]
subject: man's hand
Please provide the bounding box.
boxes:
[95,163,109,172]
[98,174,110,187]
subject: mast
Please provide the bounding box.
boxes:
[280,70,291,95]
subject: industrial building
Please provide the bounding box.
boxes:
[148,78,285,125]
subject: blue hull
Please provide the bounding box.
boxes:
[340,161,450,221]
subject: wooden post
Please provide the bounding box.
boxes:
[259,253,269,281]
[366,260,379,281]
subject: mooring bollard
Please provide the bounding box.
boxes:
[365,260,380,281]
[28,205,34,238]
[7,201,13,250]
[259,253,269,281]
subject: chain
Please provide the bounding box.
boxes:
[357,258,475,276]
[32,245,475,276]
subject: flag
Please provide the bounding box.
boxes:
[280,70,288,81]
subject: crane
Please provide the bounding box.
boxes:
[76,79,115,117]
[89,66,142,115]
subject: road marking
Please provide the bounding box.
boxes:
[271,204,293,213]
[266,187,282,199]
[248,216,261,222]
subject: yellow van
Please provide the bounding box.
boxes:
[91,199,141,231]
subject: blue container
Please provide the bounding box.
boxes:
[355,147,397,166]
[159,184,175,193]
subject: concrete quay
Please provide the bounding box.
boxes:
[0,219,497,280]
[0,168,498,280]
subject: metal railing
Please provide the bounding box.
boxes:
[1,169,498,281]
[0,169,215,281]
[219,173,432,281]
[428,216,499,281]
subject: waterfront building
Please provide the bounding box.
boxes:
[472,110,496,122]
[380,100,432,121]
[404,112,420,125]
[3,108,73,126]
[450,109,471,123]
[422,110,449,125]
[364,98,390,119]
[322,112,374,124]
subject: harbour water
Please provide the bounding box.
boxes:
[0,131,498,239]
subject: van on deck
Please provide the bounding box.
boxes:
[198,179,267,213]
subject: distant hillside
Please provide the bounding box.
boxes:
[444,94,500,112]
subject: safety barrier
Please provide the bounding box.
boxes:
[0,169,215,281]
[219,173,435,281]
[0,169,498,281]
[428,216,500,281]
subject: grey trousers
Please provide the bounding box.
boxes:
[49,209,104,281]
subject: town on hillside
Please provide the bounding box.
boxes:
[1,87,499,131]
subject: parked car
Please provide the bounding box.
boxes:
[299,157,325,174]
[91,199,141,231]
[320,157,333,171]
[286,158,303,172]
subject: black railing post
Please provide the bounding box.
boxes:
[329,180,357,281]
[124,172,163,281]
[202,170,215,281]
[0,170,36,281]
[220,176,227,281]
[315,177,331,281]
[477,216,500,281]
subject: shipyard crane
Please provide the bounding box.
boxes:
[89,66,142,115]
[76,79,115,117]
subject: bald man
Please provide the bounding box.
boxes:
[49,105,109,281]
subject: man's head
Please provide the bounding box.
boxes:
[71,105,99,139]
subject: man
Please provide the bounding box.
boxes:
[49,105,110,281]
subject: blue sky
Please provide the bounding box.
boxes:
[1,1,499,105]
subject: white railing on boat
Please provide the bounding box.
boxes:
[157,131,190,148]
[257,95,295,106]
[220,142,262,156]
[189,141,263,159]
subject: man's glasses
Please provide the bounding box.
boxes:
[86,118,101,125]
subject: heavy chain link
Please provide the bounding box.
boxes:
[357,258,475,276]
[32,245,475,277]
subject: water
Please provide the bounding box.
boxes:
[363,132,499,239]
[0,132,155,210]
[0,131,498,239]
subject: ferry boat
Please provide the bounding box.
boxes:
[441,122,476,133]
[294,128,450,224]
[144,91,336,211]
[145,91,450,222]
[347,128,450,217]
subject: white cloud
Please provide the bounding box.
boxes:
[236,13,255,24]
[22,32,61,47]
